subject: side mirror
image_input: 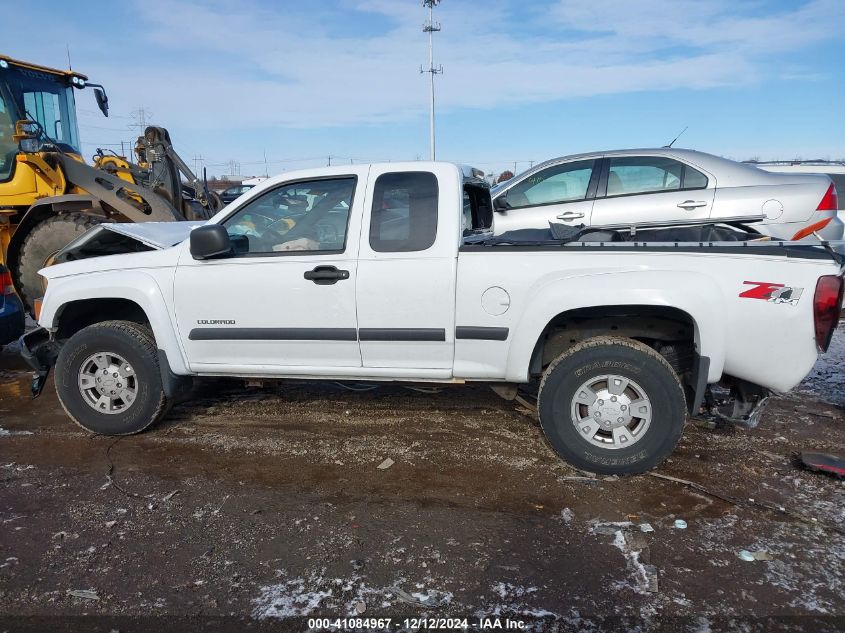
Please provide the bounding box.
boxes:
[94,87,109,117]
[14,120,44,153]
[190,225,231,260]
[493,193,511,212]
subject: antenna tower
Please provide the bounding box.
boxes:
[421,0,442,160]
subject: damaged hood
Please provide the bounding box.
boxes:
[53,221,204,263]
[43,221,204,280]
[83,221,205,250]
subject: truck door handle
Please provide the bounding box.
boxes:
[304,265,349,285]
[556,211,586,220]
[677,200,708,210]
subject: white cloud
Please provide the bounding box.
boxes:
[82,0,835,131]
[3,0,840,170]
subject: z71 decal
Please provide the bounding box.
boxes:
[740,281,803,306]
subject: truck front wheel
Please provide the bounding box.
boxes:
[537,336,687,475]
[55,320,168,435]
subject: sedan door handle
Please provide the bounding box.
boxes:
[556,211,586,220]
[677,200,708,210]
[304,265,350,285]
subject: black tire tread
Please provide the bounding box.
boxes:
[538,335,687,475]
[57,320,168,435]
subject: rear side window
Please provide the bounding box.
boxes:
[607,157,683,196]
[606,156,709,196]
[683,166,708,190]
[369,172,438,252]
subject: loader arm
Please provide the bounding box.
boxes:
[57,153,185,222]
[139,126,222,218]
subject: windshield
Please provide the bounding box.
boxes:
[1,65,81,153]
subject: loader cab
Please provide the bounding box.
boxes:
[0,56,88,182]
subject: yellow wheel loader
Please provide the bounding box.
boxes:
[0,55,222,313]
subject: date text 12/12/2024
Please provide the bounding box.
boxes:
[307,617,529,630]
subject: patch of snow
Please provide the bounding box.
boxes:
[0,427,33,437]
[492,582,537,600]
[609,529,652,595]
[252,574,332,618]
[410,589,453,607]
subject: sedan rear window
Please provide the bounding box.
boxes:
[606,157,708,196]
[683,166,708,190]
[607,157,682,196]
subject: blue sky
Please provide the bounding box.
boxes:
[2,0,844,177]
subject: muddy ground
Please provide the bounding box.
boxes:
[0,329,843,632]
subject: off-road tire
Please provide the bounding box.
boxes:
[538,336,687,475]
[55,320,168,435]
[16,212,109,311]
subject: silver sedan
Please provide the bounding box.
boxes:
[491,148,843,240]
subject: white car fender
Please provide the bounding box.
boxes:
[39,269,190,375]
[503,268,726,383]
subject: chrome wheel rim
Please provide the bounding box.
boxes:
[570,374,652,449]
[78,352,138,414]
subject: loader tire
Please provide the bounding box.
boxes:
[538,336,687,476]
[15,212,109,312]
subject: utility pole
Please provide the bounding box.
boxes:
[327,155,333,167]
[193,155,204,175]
[421,0,442,161]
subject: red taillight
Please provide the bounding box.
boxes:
[817,183,838,211]
[814,275,844,351]
[0,270,13,295]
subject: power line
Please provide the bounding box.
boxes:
[420,0,442,161]
[78,108,133,119]
[129,107,153,132]
[79,123,135,132]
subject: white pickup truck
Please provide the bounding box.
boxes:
[20,162,845,475]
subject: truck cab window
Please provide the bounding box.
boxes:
[463,182,493,235]
[369,172,438,252]
[223,177,356,254]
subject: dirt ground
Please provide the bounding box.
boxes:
[1,328,843,632]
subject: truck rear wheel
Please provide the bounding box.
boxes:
[16,212,108,311]
[537,336,687,475]
[55,320,168,435]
